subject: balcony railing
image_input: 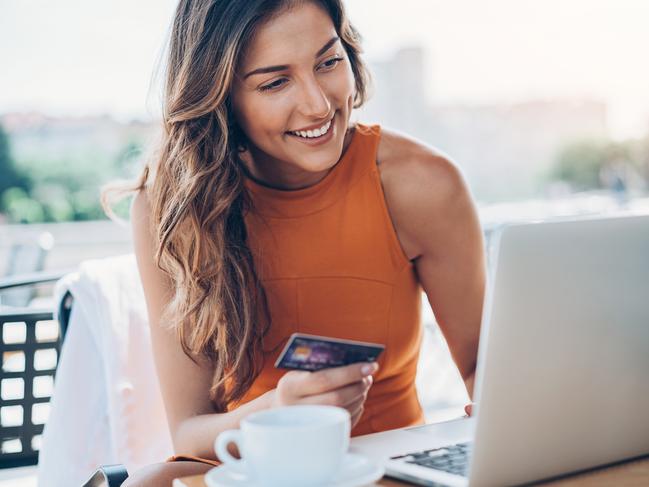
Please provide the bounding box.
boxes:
[0,271,69,469]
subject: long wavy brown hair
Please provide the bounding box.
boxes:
[104,0,372,412]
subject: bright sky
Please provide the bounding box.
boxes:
[2,0,648,139]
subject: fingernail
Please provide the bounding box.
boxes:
[362,362,378,376]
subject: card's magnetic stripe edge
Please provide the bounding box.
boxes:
[273,333,300,368]
[287,332,386,350]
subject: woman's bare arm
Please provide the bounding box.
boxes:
[407,156,484,398]
[378,135,485,399]
[130,190,275,458]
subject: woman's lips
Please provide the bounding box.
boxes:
[285,113,336,147]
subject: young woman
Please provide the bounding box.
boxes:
[122,0,485,485]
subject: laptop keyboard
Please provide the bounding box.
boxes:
[391,442,471,477]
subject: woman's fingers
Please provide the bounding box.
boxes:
[464,403,473,416]
[291,362,379,397]
[274,362,378,409]
[341,389,368,414]
[297,377,371,408]
[350,404,365,428]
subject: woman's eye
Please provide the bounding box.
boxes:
[257,57,343,93]
[320,57,343,70]
[259,78,287,92]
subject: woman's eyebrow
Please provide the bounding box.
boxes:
[243,36,340,80]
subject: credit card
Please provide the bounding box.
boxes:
[274,333,385,371]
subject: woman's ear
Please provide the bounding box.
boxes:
[226,99,248,152]
[233,123,249,152]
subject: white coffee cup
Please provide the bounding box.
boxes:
[215,405,351,486]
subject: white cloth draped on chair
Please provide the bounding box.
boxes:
[37,254,173,487]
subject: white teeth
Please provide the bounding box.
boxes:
[290,119,332,139]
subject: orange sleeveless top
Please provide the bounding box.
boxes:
[235,123,425,436]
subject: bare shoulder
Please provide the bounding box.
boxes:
[130,187,168,292]
[130,187,161,256]
[376,127,473,260]
[376,127,465,203]
[130,187,152,232]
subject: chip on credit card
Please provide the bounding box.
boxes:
[274,333,385,371]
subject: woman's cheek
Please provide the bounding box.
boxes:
[241,96,288,136]
[335,64,356,101]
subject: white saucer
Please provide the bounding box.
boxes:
[204,452,385,487]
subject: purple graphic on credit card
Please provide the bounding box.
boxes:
[275,333,385,371]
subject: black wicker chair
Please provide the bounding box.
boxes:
[0,272,129,486]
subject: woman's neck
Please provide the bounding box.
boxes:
[239,125,356,191]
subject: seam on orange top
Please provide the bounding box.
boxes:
[294,275,300,329]
[370,166,413,271]
[367,282,395,433]
[260,275,396,287]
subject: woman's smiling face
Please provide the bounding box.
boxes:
[230,1,356,190]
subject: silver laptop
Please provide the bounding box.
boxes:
[350,214,649,486]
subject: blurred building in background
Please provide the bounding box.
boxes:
[0,45,646,230]
[1,112,157,162]
[357,47,609,201]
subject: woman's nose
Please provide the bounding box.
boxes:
[298,77,331,119]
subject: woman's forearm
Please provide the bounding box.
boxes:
[173,389,275,459]
[464,369,475,400]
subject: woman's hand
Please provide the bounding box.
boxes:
[464,403,474,417]
[269,361,378,429]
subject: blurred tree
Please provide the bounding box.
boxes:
[32,183,75,221]
[17,151,115,222]
[0,123,31,213]
[71,188,106,220]
[551,140,606,191]
[550,137,648,195]
[1,187,44,223]
[7,121,150,223]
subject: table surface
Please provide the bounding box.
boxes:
[174,455,649,487]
